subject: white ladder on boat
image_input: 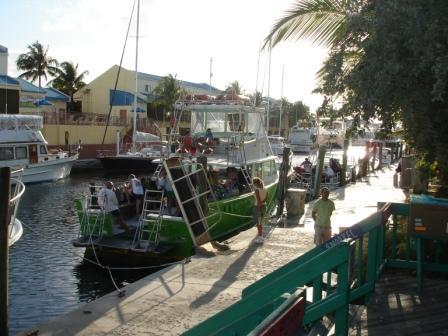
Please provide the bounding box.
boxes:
[80,196,107,241]
[131,188,165,251]
[240,166,253,192]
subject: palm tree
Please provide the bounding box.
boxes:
[263,0,364,49]
[152,74,187,110]
[16,41,59,88]
[225,81,242,100]
[49,61,88,111]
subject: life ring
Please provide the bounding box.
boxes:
[202,147,214,155]
[176,146,189,154]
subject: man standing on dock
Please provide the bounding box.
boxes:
[312,187,335,245]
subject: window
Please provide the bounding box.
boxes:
[40,145,48,154]
[145,84,150,92]
[0,147,14,160]
[262,161,271,179]
[15,146,27,159]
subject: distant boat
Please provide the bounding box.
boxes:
[268,135,286,156]
[316,119,345,148]
[288,125,316,152]
[8,169,25,246]
[0,115,79,183]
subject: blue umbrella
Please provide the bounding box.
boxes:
[34,99,53,106]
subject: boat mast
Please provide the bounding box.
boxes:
[132,0,140,153]
[266,42,271,135]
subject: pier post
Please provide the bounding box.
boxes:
[312,145,326,199]
[276,147,291,216]
[378,142,383,169]
[340,139,349,186]
[0,167,11,336]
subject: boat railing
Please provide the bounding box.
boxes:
[9,169,25,235]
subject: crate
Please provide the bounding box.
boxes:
[409,195,448,238]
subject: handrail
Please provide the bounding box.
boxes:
[185,201,412,335]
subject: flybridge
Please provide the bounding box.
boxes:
[0,115,43,131]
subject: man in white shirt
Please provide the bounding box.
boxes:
[97,181,129,231]
[129,174,144,216]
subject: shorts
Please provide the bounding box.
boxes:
[252,206,266,225]
[132,193,144,200]
[314,225,332,245]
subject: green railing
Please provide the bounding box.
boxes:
[185,201,448,335]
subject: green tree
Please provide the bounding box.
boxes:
[225,81,242,99]
[263,0,365,49]
[49,61,88,111]
[16,41,59,88]
[152,74,188,119]
[286,100,311,126]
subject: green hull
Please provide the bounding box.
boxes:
[75,183,277,266]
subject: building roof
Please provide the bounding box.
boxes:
[43,87,70,102]
[15,77,46,93]
[0,75,19,86]
[135,68,222,94]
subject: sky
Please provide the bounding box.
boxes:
[1,0,329,112]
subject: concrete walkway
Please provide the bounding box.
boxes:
[22,164,406,336]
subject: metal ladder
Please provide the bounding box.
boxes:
[131,188,165,251]
[79,195,106,241]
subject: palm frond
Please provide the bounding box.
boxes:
[263,0,351,49]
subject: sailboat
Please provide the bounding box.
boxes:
[97,0,167,172]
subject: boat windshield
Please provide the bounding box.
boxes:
[189,105,266,139]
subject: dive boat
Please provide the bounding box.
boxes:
[73,99,279,266]
[6,169,25,247]
[316,119,346,148]
[0,115,78,183]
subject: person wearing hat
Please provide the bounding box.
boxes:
[312,187,335,245]
[97,181,130,232]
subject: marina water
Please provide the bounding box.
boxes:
[7,148,365,334]
[8,172,157,335]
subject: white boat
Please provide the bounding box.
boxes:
[8,169,25,246]
[288,125,315,152]
[0,114,79,183]
[317,119,346,148]
[268,135,286,156]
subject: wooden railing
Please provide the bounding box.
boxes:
[185,201,448,335]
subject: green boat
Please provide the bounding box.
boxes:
[73,101,279,266]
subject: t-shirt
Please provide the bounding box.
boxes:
[97,188,119,212]
[131,178,144,195]
[254,187,268,206]
[312,198,335,228]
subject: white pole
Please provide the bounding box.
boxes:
[266,42,272,134]
[209,57,213,99]
[132,0,140,153]
[254,42,261,106]
[116,130,120,156]
[279,65,284,136]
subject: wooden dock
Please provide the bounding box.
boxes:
[349,270,448,335]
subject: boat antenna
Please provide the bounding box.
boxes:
[101,0,137,149]
[279,65,284,136]
[253,41,261,107]
[209,57,213,99]
[132,0,141,153]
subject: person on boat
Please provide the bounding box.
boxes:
[300,158,312,174]
[205,128,214,145]
[312,187,335,245]
[97,181,130,231]
[182,131,195,155]
[224,167,239,196]
[323,165,335,181]
[157,169,176,215]
[128,174,144,216]
[253,177,268,244]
